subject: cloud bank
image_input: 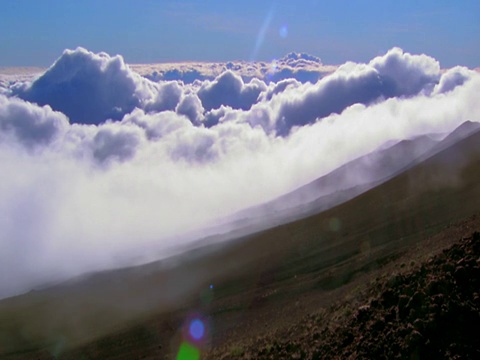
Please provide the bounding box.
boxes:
[1,47,479,299]
[14,48,156,124]
[139,52,334,85]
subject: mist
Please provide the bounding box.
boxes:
[1,47,479,300]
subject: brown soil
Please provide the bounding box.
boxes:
[207,223,480,360]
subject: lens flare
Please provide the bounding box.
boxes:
[250,5,275,61]
[176,342,200,360]
[279,25,288,38]
[189,319,205,341]
[177,315,209,360]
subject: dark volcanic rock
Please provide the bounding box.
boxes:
[320,232,480,359]
[227,232,480,359]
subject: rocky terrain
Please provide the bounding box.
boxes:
[209,228,480,359]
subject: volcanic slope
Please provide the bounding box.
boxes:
[208,121,480,240]
[1,122,480,359]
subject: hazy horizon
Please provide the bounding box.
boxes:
[1,1,479,68]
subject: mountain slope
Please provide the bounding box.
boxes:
[204,121,480,241]
[1,122,480,358]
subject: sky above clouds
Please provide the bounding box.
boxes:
[1,0,479,67]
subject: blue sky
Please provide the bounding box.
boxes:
[1,0,479,67]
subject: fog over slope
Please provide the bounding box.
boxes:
[1,47,479,299]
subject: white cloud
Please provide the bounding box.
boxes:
[144,81,183,113]
[15,47,157,125]
[0,80,9,96]
[197,70,267,111]
[369,47,440,96]
[279,52,323,67]
[122,108,191,140]
[0,95,68,149]
[263,52,327,83]
[176,93,205,125]
[91,124,143,164]
[258,78,301,102]
[0,48,479,299]
[227,48,446,135]
[433,66,472,94]
[134,52,334,85]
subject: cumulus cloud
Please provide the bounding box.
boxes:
[0,80,9,96]
[370,47,440,96]
[176,93,205,125]
[434,66,472,94]
[1,47,480,300]
[122,108,191,140]
[134,52,333,85]
[0,95,68,149]
[144,81,182,113]
[280,52,323,66]
[145,68,208,84]
[91,124,143,164]
[202,105,233,128]
[258,78,301,102]
[15,48,156,124]
[262,52,327,83]
[230,48,444,135]
[197,70,267,111]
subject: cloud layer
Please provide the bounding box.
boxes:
[139,52,334,85]
[1,47,479,299]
